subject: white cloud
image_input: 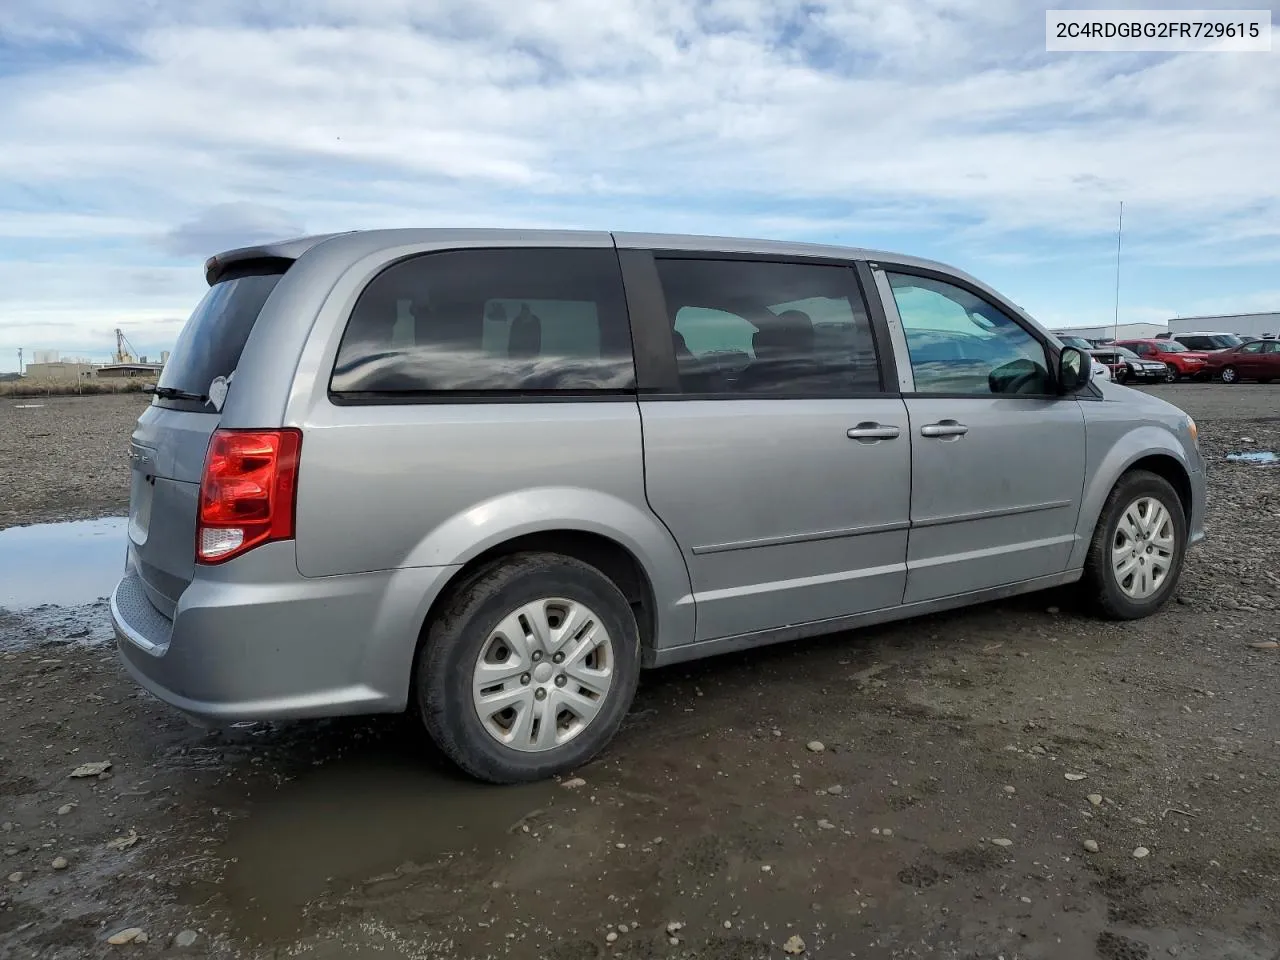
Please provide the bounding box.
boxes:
[162,203,305,257]
[0,0,1277,365]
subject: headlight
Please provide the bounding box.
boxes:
[1186,416,1199,447]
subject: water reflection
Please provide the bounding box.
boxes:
[1226,451,1279,466]
[0,517,126,610]
[208,739,554,943]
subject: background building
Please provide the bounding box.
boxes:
[1168,312,1280,338]
[98,362,164,379]
[1047,322,1167,342]
[22,361,99,383]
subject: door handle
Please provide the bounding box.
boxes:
[920,420,969,438]
[847,422,901,441]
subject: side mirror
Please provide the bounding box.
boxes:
[1058,346,1092,393]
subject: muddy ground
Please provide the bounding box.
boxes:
[1,388,1277,960]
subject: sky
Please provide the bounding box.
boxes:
[1,1,1278,371]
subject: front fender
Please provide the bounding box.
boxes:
[404,486,696,651]
[1067,425,1199,570]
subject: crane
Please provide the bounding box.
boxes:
[114,328,140,364]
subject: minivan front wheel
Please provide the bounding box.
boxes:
[414,553,641,783]
[1082,470,1186,620]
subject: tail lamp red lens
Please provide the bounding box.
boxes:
[197,429,302,564]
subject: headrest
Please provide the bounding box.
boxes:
[753,310,814,358]
[508,305,542,358]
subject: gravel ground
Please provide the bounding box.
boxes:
[0,386,1277,960]
[0,395,148,528]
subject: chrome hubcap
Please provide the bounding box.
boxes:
[1222,368,1237,382]
[1111,497,1176,600]
[472,598,614,753]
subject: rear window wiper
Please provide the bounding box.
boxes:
[145,386,208,403]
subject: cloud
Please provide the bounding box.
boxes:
[161,203,305,258]
[0,0,1277,368]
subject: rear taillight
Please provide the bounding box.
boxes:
[197,429,302,564]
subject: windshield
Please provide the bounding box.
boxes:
[1113,347,1139,359]
[1060,336,1092,349]
[156,268,286,410]
[1153,341,1187,353]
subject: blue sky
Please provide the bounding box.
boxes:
[1,0,1278,370]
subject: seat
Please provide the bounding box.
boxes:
[735,310,816,392]
[508,304,542,358]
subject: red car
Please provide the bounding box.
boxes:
[1204,339,1280,383]
[1113,339,1210,382]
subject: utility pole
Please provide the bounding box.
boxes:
[1113,201,1124,344]
[17,348,22,375]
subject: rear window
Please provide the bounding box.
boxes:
[330,248,634,397]
[156,264,286,410]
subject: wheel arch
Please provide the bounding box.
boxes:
[403,488,695,677]
[1068,435,1195,571]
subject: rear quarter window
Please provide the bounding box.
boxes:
[330,248,635,397]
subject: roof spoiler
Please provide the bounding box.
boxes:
[203,233,349,285]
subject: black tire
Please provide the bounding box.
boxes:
[1260,378,1273,384]
[1082,470,1187,620]
[1163,363,1179,383]
[1220,365,1239,384]
[414,552,641,783]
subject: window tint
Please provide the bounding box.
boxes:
[655,258,880,395]
[1153,341,1186,353]
[331,249,634,396]
[157,266,285,410]
[1241,342,1264,353]
[887,273,1050,395]
[1190,334,1241,349]
[1266,342,1280,353]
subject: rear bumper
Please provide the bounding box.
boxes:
[111,542,458,723]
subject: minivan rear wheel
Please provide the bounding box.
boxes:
[414,552,641,783]
[1082,470,1186,620]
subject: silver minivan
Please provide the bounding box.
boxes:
[111,230,1206,782]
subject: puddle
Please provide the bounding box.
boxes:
[204,742,556,943]
[1226,451,1279,466]
[0,517,126,611]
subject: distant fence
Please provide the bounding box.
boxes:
[0,380,154,398]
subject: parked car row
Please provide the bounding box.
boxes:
[1058,331,1280,384]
